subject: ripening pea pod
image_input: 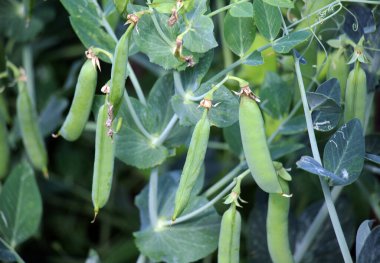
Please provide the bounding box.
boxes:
[0,116,9,179]
[239,87,282,194]
[218,205,241,263]
[109,26,134,118]
[327,50,348,101]
[55,59,97,141]
[172,107,210,221]
[267,164,294,263]
[344,62,367,126]
[17,80,48,177]
[92,104,115,221]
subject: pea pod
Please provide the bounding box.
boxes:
[239,87,282,194]
[57,59,97,141]
[17,80,48,177]
[344,62,366,126]
[267,170,294,263]
[172,108,210,221]
[218,205,241,263]
[327,50,348,101]
[109,26,134,117]
[0,116,9,179]
[92,104,115,220]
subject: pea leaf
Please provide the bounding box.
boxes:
[223,122,243,157]
[253,0,281,41]
[224,12,256,57]
[0,161,42,247]
[263,0,294,8]
[296,156,346,184]
[279,115,307,135]
[133,12,200,70]
[134,171,220,263]
[244,51,264,66]
[61,0,116,56]
[230,2,253,18]
[269,140,304,160]
[343,4,376,43]
[357,226,380,263]
[323,119,365,185]
[0,238,17,262]
[356,220,375,261]
[260,72,292,119]
[186,0,207,21]
[272,30,311,53]
[183,15,218,53]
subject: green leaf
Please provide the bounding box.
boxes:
[263,0,294,8]
[0,238,17,262]
[296,156,346,184]
[244,51,264,66]
[183,15,218,53]
[272,30,311,53]
[113,0,128,14]
[323,119,365,185]
[186,0,207,21]
[279,115,307,135]
[223,122,243,157]
[253,0,281,41]
[224,12,256,57]
[133,13,200,70]
[61,0,102,24]
[230,2,253,18]
[171,84,239,127]
[134,171,220,263]
[356,220,375,261]
[0,161,42,247]
[269,140,304,160]
[259,72,292,119]
[357,226,380,263]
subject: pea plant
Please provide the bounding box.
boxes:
[1,0,380,262]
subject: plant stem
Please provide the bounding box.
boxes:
[123,90,153,140]
[207,0,249,18]
[136,254,146,263]
[153,114,179,146]
[294,186,343,262]
[148,168,159,227]
[340,0,380,4]
[294,56,353,263]
[215,0,234,68]
[204,162,246,198]
[127,63,147,106]
[22,44,36,107]
[207,141,230,151]
[150,10,174,47]
[0,237,25,263]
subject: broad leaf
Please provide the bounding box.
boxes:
[183,15,218,53]
[230,2,253,18]
[323,119,365,185]
[260,72,292,119]
[186,0,207,21]
[0,238,17,262]
[279,115,307,135]
[224,12,256,57]
[357,226,380,263]
[269,140,304,160]
[296,156,346,184]
[253,0,281,41]
[263,0,294,8]
[223,122,243,157]
[272,31,311,53]
[356,220,375,261]
[244,51,264,66]
[0,161,42,247]
[343,4,376,43]
[134,171,220,263]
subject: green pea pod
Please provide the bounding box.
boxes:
[0,94,10,123]
[92,104,115,220]
[218,205,241,263]
[327,50,348,101]
[239,93,282,194]
[172,109,210,221]
[344,62,366,126]
[109,26,134,117]
[57,59,97,141]
[113,0,129,14]
[267,177,294,263]
[0,116,9,179]
[17,81,48,177]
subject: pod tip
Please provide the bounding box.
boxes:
[42,168,49,179]
[281,193,293,198]
[52,132,60,139]
[91,210,98,223]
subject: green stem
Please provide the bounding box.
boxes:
[127,63,147,106]
[151,10,174,47]
[0,237,25,263]
[340,0,380,3]
[207,141,230,151]
[136,254,146,263]
[152,114,179,146]
[204,162,246,198]
[215,0,234,68]
[22,44,35,107]
[207,0,249,18]
[149,168,159,227]
[294,186,343,262]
